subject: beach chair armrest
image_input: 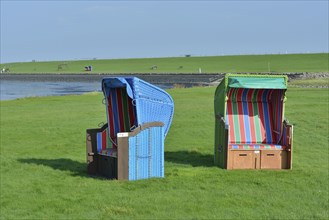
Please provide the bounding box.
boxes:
[282,119,293,150]
[86,123,109,174]
[116,121,165,180]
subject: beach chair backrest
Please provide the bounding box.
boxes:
[226,88,284,144]
[105,87,137,148]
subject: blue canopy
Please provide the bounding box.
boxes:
[102,77,174,137]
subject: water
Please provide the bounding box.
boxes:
[1,80,101,100]
[0,80,172,101]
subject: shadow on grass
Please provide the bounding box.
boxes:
[18,158,89,177]
[18,151,215,178]
[165,150,214,167]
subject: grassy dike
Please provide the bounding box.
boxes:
[0,87,328,219]
[1,53,328,73]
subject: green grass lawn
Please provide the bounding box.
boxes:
[0,87,328,219]
[1,53,328,73]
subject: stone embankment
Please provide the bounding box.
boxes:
[0,73,222,85]
[1,72,328,87]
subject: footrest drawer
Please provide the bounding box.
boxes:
[260,150,288,169]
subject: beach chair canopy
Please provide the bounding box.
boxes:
[102,77,174,138]
[227,76,287,89]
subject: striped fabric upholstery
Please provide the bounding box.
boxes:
[271,89,284,142]
[96,128,117,156]
[99,148,118,157]
[106,87,137,148]
[226,88,285,147]
[229,144,286,150]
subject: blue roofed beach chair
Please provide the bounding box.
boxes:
[87,77,174,180]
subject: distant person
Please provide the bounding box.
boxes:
[89,65,92,71]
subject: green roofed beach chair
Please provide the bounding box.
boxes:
[214,74,293,169]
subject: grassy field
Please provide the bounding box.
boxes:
[0,87,328,219]
[1,53,328,73]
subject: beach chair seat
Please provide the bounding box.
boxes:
[98,148,117,157]
[228,144,286,150]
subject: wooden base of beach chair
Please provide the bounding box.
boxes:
[227,150,290,170]
[97,156,118,179]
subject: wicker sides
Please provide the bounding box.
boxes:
[87,122,164,180]
[214,74,293,170]
[102,77,174,137]
[87,77,173,180]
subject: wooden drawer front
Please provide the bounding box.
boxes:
[261,150,288,169]
[232,151,259,169]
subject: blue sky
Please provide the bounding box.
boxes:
[0,0,328,63]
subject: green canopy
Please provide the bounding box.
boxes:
[228,76,287,89]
